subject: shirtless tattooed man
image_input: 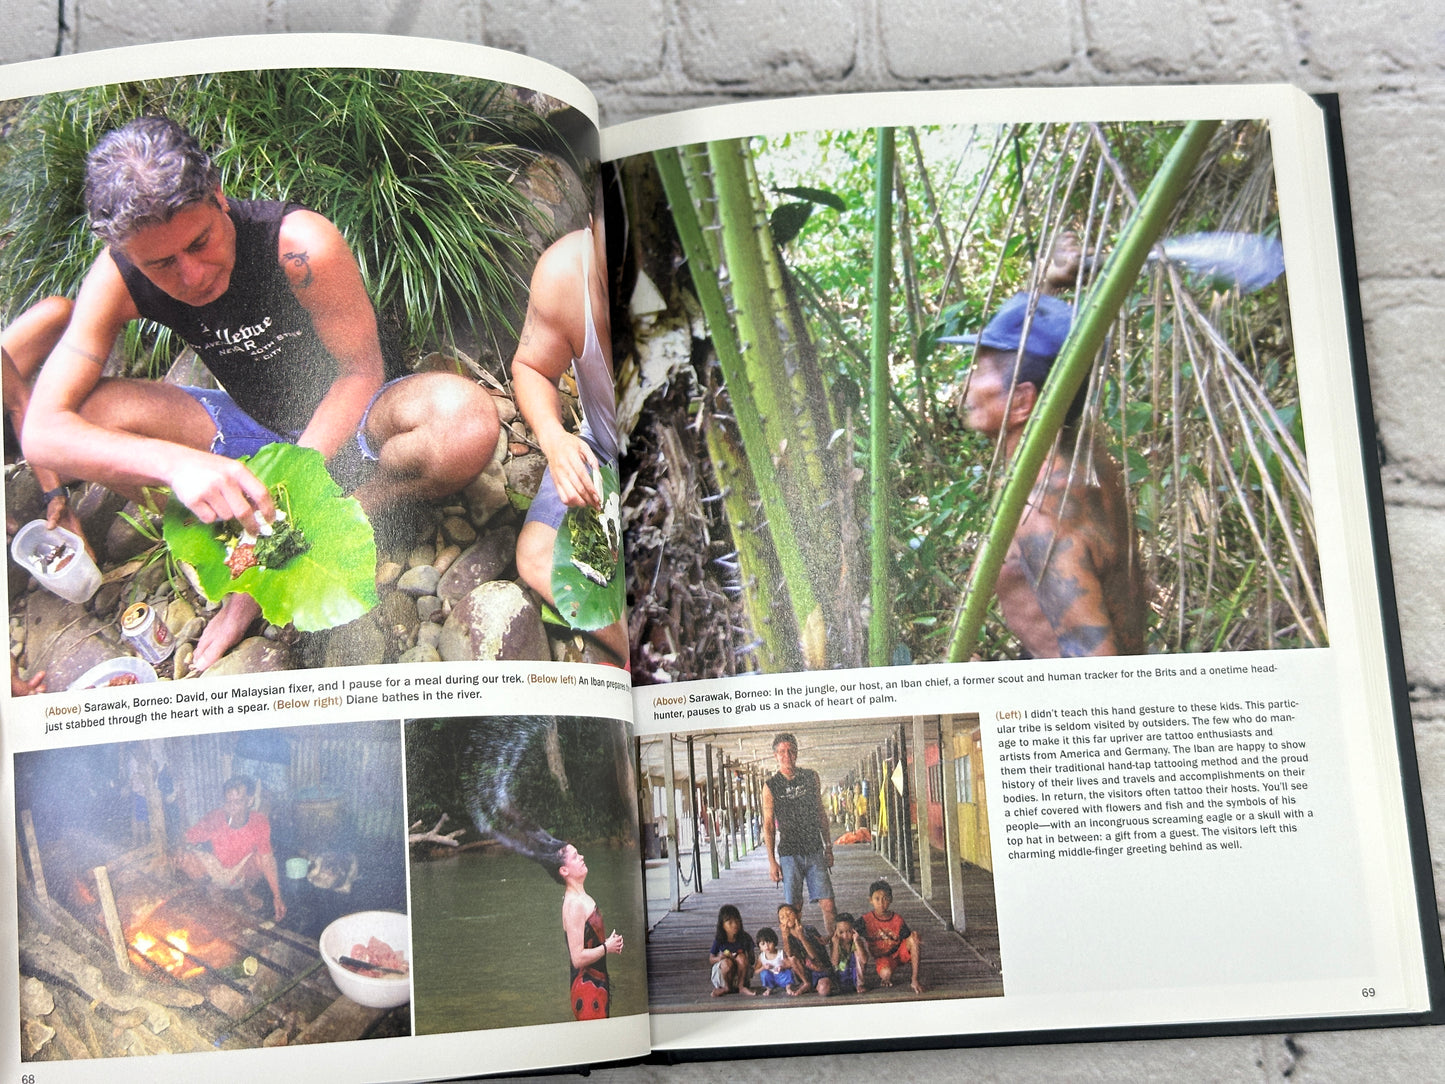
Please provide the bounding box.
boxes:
[944,274,1145,658]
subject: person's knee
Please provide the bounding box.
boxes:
[406,376,498,488]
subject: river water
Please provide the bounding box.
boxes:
[410,845,648,1034]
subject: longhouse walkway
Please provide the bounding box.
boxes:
[644,842,1003,1012]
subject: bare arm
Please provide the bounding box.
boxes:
[259,850,286,919]
[761,784,781,881]
[278,211,385,459]
[512,232,602,509]
[813,773,834,867]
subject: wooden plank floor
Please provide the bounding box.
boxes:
[645,842,1003,1012]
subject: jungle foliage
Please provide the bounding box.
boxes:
[652,118,1317,671]
[0,69,557,370]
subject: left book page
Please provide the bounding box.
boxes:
[0,35,645,1083]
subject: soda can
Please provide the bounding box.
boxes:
[121,602,175,664]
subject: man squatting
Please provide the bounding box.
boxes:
[22,117,498,669]
[944,239,1145,658]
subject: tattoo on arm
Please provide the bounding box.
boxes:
[1057,626,1110,657]
[1016,533,1082,626]
[58,341,109,366]
[281,250,314,289]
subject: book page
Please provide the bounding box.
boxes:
[1,36,648,1082]
[602,85,1436,1052]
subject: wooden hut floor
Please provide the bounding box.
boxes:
[644,844,1003,1012]
[18,872,410,1061]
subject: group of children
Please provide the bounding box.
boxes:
[708,879,924,1000]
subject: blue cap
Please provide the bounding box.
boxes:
[939,292,1073,361]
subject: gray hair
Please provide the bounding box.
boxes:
[84,117,221,246]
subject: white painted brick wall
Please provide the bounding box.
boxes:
[6,1,1445,1079]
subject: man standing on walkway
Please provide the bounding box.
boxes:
[762,732,836,935]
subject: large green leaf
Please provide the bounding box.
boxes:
[550,462,624,631]
[162,443,378,632]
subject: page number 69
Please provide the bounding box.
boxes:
[1362,987,1377,997]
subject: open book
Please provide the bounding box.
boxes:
[1,35,1439,1082]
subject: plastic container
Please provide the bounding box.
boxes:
[11,520,100,603]
[319,910,411,1008]
[284,857,310,880]
[67,656,158,691]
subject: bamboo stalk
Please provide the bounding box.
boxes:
[946,119,1222,662]
[655,146,817,654]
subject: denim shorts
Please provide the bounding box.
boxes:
[779,852,833,907]
[180,377,409,465]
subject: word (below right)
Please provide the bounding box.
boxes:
[996,695,1311,862]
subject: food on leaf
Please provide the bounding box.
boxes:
[163,443,378,632]
[550,461,624,631]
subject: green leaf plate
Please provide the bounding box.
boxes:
[162,443,379,632]
[550,461,624,631]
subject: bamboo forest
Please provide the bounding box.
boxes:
[619,119,1320,683]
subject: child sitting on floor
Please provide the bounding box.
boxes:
[708,903,756,997]
[753,926,798,996]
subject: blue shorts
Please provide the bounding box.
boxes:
[759,968,796,990]
[179,377,408,463]
[779,852,833,908]
[523,434,613,531]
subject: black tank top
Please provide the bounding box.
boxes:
[114,199,355,435]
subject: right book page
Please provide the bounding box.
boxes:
[602,84,1441,1053]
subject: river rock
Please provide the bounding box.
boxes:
[505,452,547,499]
[463,466,510,526]
[165,597,196,636]
[493,393,518,425]
[399,644,440,665]
[438,581,549,662]
[416,595,444,623]
[92,581,123,619]
[72,483,129,548]
[179,616,207,643]
[25,590,123,690]
[433,544,462,575]
[322,616,387,668]
[104,507,163,565]
[376,560,403,587]
[437,527,516,603]
[406,542,435,570]
[205,636,295,677]
[396,565,440,597]
[173,643,195,680]
[440,516,476,548]
[416,622,442,650]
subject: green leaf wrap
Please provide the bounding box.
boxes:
[550,461,624,631]
[162,443,379,632]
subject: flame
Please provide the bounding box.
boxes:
[130,926,202,977]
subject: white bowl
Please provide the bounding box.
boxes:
[68,655,159,691]
[318,910,411,1008]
